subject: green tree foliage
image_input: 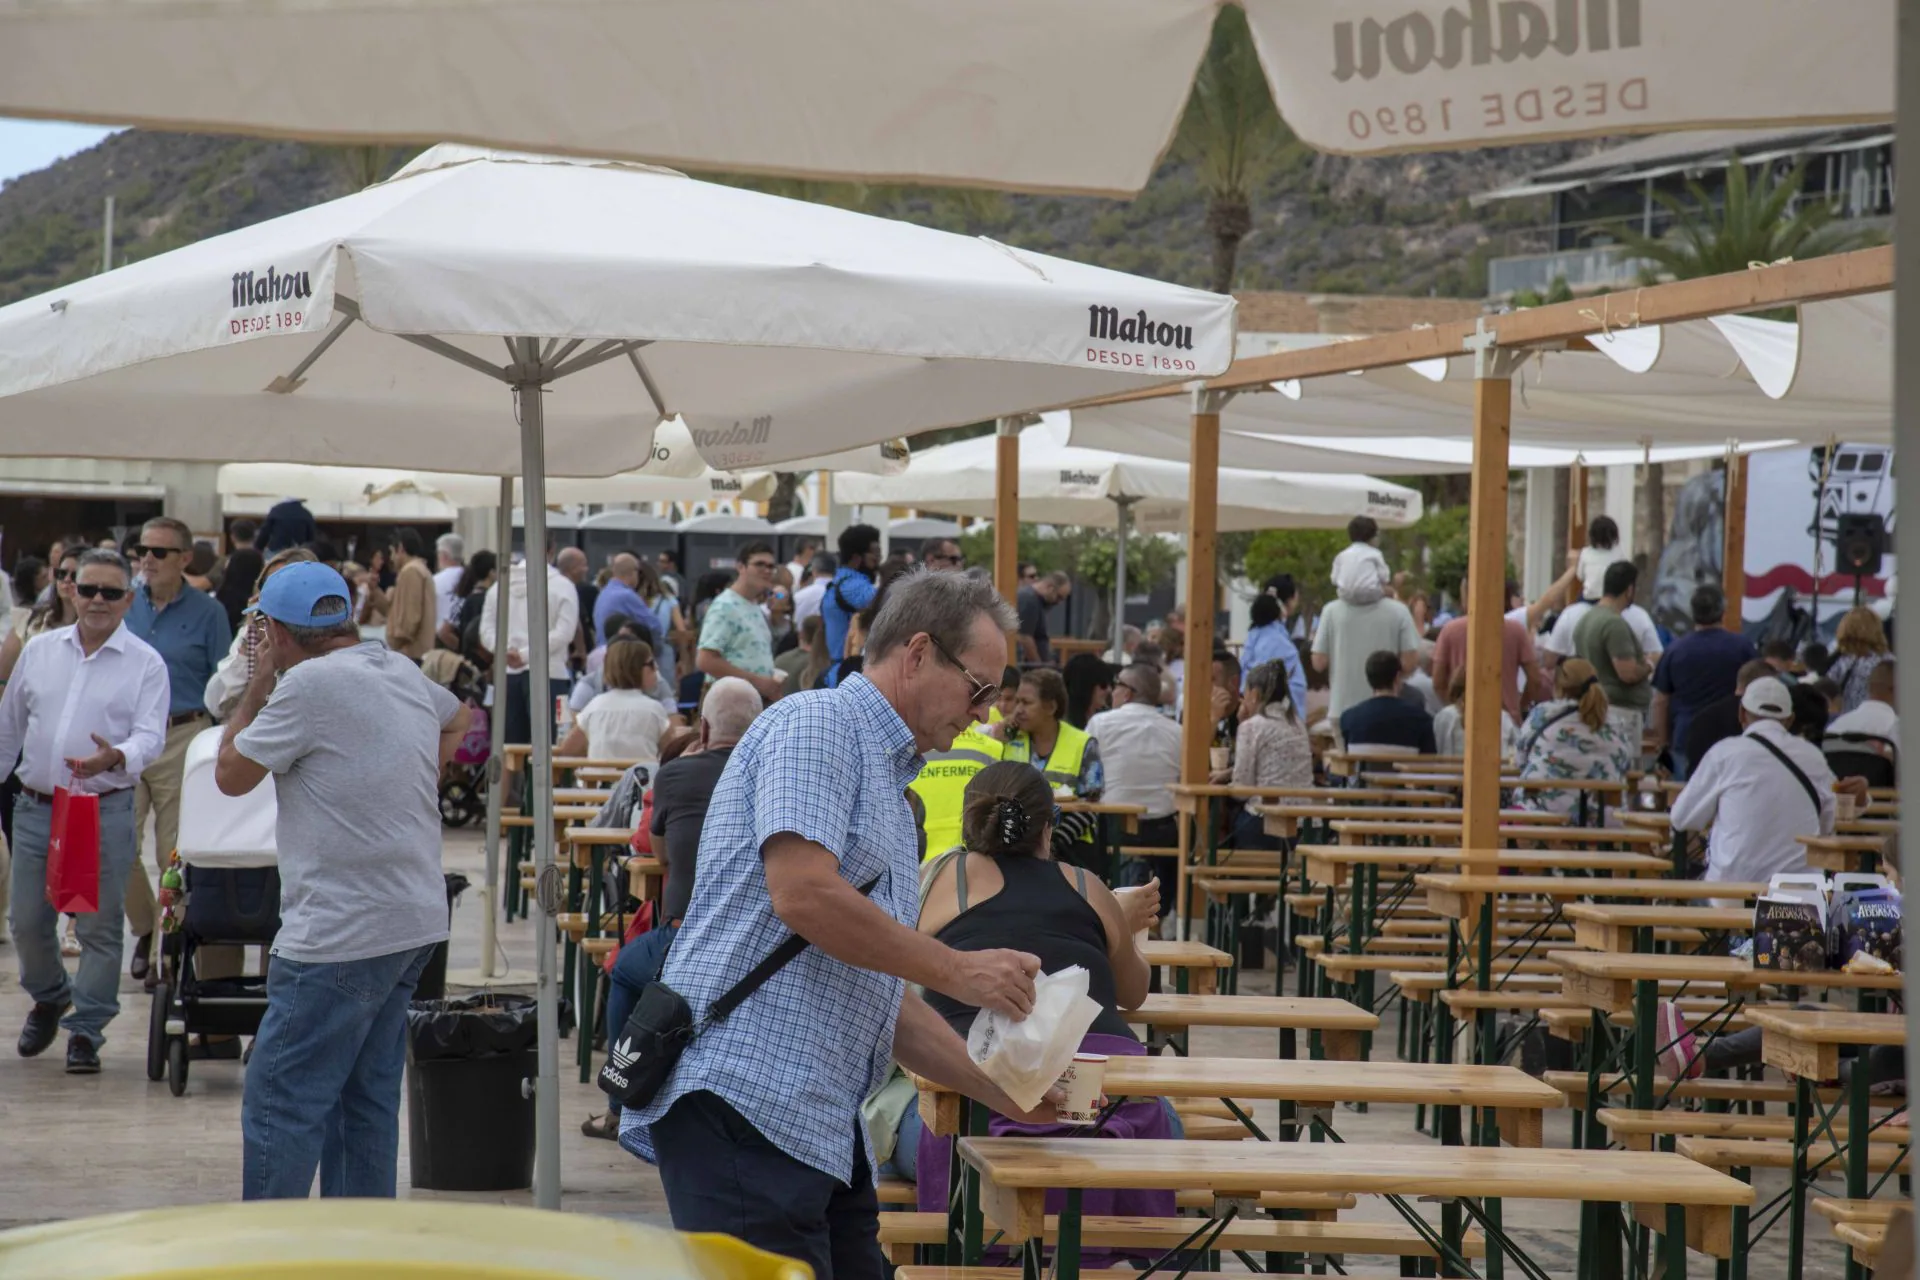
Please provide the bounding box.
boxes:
[1172,4,1300,294]
[1242,505,1512,610]
[1071,529,1182,596]
[1611,158,1879,284]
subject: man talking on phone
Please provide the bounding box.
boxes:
[216,562,472,1200]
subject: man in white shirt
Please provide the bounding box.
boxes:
[1671,676,1846,887]
[0,549,169,1072]
[784,539,820,591]
[1086,663,1184,913]
[1540,597,1663,678]
[1826,659,1899,753]
[792,552,834,629]
[431,533,465,630]
[480,553,580,770]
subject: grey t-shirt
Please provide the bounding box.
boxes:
[236,641,461,963]
[1310,597,1421,724]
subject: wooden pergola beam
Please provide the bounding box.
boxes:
[1071,246,1892,409]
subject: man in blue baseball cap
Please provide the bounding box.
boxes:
[214,560,473,1201]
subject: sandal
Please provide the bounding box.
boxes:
[580,1112,621,1141]
[128,933,152,979]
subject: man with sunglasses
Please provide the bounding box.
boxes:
[921,538,964,572]
[124,516,235,986]
[624,568,1056,1280]
[0,549,169,1072]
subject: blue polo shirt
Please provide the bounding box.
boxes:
[126,582,233,717]
[820,566,877,659]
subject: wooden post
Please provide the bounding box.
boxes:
[1567,460,1589,556]
[1462,359,1513,866]
[1175,389,1225,935]
[1722,451,1749,613]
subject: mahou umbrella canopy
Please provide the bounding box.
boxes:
[0,146,1235,473]
[0,0,1889,193]
[0,143,1234,1211]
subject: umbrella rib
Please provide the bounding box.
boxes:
[548,338,586,369]
[395,331,514,383]
[627,348,671,418]
[549,338,650,381]
[265,307,357,393]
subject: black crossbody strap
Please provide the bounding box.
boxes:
[706,873,883,1024]
[1751,733,1822,816]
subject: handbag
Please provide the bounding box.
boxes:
[46,778,102,914]
[598,873,881,1107]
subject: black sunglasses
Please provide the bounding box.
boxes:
[135,544,182,559]
[926,632,996,707]
[53,568,73,581]
[75,584,129,602]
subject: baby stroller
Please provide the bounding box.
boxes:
[423,649,491,828]
[146,727,281,1097]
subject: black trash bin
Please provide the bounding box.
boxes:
[412,872,471,1002]
[405,993,538,1191]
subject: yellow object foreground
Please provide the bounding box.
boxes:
[0,1200,812,1280]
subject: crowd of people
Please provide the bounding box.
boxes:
[0,497,1900,1254]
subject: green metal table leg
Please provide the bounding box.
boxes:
[1787,1077,1809,1280]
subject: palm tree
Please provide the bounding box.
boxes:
[1611,157,1877,282]
[1172,4,1293,295]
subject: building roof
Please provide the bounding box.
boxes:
[1231,291,1485,336]
[1477,123,1893,204]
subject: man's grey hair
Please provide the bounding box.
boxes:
[436,533,464,561]
[1117,662,1162,704]
[865,567,1017,662]
[74,548,131,582]
[280,595,360,649]
[702,676,764,740]
[809,552,837,577]
[141,515,194,547]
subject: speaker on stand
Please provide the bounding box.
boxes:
[1834,513,1887,607]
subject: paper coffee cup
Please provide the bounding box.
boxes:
[1057,1053,1108,1124]
[1835,791,1859,822]
[1209,746,1231,772]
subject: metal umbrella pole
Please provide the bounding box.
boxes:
[1112,496,1135,659]
[513,340,563,1211]
[478,476,513,980]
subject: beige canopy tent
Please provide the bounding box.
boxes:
[0,1,1889,194]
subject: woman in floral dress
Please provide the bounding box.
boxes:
[1513,657,1636,820]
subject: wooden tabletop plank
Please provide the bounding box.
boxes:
[1064,1055,1565,1110]
[1138,940,1234,970]
[1263,806,1568,824]
[1744,1008,1909,1045]
[1120,994,1379,1032]
[957,1137,1751,1205]
[1552,950,1905,990]
[1561,904,1754,931]
[1332,821,1663,847]
[1181,784,1451,805]
[1418,875,1764,899]
[1298,847,1669,886]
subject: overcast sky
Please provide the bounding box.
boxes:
[0,118,120,187]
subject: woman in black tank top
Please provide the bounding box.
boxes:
[910,762,1174,1249]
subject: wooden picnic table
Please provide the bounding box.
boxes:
[1416,874,1767,921]
[956,1136,1755,1277]
[1260,805,1567,840]
[920,1054,1563,1143]
[1333,820,1665,849]
[1173,783,1452,810]
[1296,845,1670,889]
[1561,902,1754,953]
[1137,939,1232,995]
[1049,637,1109,662]
[1799,833,1892,875]
[1120,993,1376,1062]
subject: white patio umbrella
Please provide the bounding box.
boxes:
[0,1,1886,191]
[836,414,1420,653]
[0,143,1235,1209]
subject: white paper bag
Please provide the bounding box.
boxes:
[966,964,1103,1112]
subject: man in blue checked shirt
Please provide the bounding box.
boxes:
[624,569,1057,1280]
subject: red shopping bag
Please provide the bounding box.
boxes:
[46,785,101,914]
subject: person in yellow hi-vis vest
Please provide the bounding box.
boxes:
[908,719,1005,861]
[998,668,1107,868]
[984,665,1020,727]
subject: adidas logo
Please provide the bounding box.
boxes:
[609,1036,639,1070]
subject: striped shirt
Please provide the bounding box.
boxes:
[621,674,925,1182]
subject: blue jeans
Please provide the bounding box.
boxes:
[605,924,677,1103]
[242,944,436,1200]
[8,788,139,1047]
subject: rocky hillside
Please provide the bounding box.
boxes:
[0,128,1590,307]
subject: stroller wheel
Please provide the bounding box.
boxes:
[146,985,170,1082]
[440,781,475,828]
[167,1037,189,1097]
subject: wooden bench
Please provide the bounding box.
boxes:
[1601,1108,1911,1150]
[1833,1220,1887,1266]
[1814,1197,1906,1226]
[880,1215,1489,1265]
[1674,1136,1912,1175]
[1541,1070,1852,1108]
